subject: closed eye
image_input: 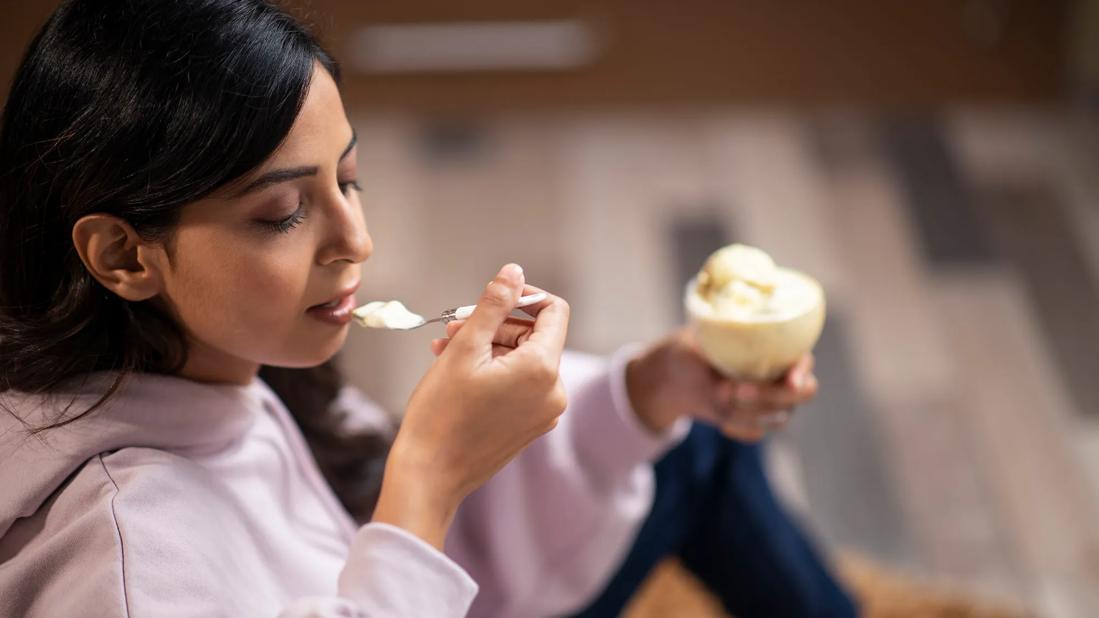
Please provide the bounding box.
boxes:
[261,203,306,234]
[339,180,362,195]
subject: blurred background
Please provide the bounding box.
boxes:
[5,1,1099,616]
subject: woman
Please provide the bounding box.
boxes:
[0,1,855,616]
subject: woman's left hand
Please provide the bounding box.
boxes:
[625,327,818,442]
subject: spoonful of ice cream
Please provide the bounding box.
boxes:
[353,292,548,331]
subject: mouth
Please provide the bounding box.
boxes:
[306,281,360,326]
[308,281,361,311]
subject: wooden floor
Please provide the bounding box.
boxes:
[337,107,1099,618]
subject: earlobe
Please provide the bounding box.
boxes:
[71,214,163,301]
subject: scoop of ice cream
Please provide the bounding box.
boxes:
[694,244,819,323]
[352,300,424,329]
[686,244,825,381]
[697,244,777,294]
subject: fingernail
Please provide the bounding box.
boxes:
[798,370,812,390]
[501,263,523,279]
[757,409,792,429]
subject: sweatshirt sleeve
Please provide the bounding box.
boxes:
[280,390,478,618]
[275,523,477,618]
[444,344,692,617]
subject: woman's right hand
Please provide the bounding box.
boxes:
[370,263,570,549]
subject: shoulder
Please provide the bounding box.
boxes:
[2,447,254,616]
[1,453,129,616]
[98,445,234,512]
[97,447,288,615]
[97,446,269,559]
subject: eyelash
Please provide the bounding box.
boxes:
[339,180,363,195]
[265,204,306,234]
[261,180,362,235]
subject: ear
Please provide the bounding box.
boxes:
[71,214,166,302]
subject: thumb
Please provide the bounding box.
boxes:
[451,263,524,353]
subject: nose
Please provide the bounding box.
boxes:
[316,188,372,266]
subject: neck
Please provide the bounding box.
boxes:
[177,338,259,385]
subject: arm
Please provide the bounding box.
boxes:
[426,316,818,617]
[444,345,691,617]
[323,323,815,617]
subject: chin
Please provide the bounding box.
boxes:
[278,328,349,368]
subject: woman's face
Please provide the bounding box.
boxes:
[158,65,371,383]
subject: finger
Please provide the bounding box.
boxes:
[503,285,567,367]
[717,407,791,441]
[726,382,783,411]
[450,263,524,353]
[511,283,569,355]
[731,391,799,412]
[445,320,462,339]
[798,374,819,403]
[784,353,815,390]
[445,316,535,348]
[495,318,536,348]
[755,409,793,429]
[513,284,554,318]
[711,399,751,424]
[438,336,517,357]
[514,291,570,366]
[713,380,736,406]
[431,338,450,357]
[435,338,516,359]
[771,372,818,406]
[731,375,817,410]
[718,417,767,443]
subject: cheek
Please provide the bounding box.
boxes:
[164,226,312,355]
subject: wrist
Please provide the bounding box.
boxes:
[625,345,682,434]
[371,441,463,551]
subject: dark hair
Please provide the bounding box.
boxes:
[0,0,388,521]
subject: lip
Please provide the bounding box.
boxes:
[309,280,360,309]
[306,280,360,326]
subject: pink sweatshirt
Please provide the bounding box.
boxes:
[0,346,690,617]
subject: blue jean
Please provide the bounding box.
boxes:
[568,423,859,617]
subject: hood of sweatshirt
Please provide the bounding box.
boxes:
[0,371,264,538]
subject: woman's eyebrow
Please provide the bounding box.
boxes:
[234,131,357,197]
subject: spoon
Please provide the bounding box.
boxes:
[353,292,548,330]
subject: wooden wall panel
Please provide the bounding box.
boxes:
[1,1,1069,110]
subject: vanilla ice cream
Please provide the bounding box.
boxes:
[352,301,424,329]
[685,244,825,381]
